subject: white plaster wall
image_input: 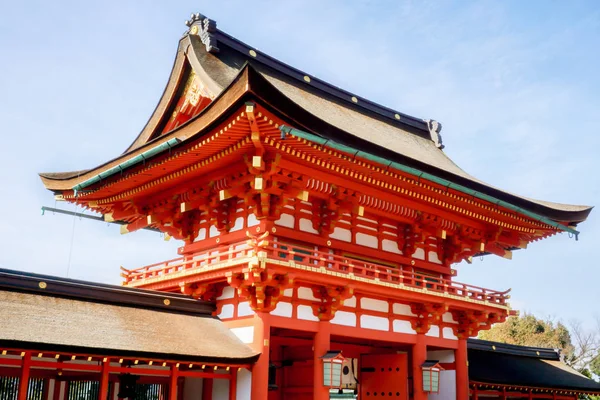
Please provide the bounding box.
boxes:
[272,302,293,318]
[426,325,440,338]
[331,311,357,327]
[442,312,457,324]
[183,377,204,400]
[356,233,378,248]
[299,218,319,234]
[442,327,458,340]
[212,378,230,400]
[344,296,357,307]
[360,315,388,331]
[297,305,319,321]
[393,319,416,334]
[382,239,401,254]
[209,225,219,238]
[297,287,319,301]
[275,213,295,228]
[330,227,352,242]
[217,287,235,300]
[111,383,119,400]
[247,214,259,227]
[283,288,293,297]
[230,217,244,232]
[427,350,455,363]
[231,327,254,344]
[360,297,389,312]
[237,369,252,400]
[413,248,425,260]
[218,304,234,319]
[196,228,207,241]
[237,302,254,317]
[393,303,416,316]
[428,251,442,264]
[428,371,456,400]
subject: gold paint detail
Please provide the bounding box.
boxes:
[104,213,114,222]
[252,155,262,168]
[410,260,415,266]
[38,282,47,289]
[327,240,332,246]
[394,114,401,120]
[190,25,199,35]
[255,226,261,233]
[249,49,257,57]
[254,176,264,190]
[357,206,365,217]
[351,96,358,103]
[163,299,171,306]
[303,76,311,83]
[264,339,270,347]
[216,238,220,244]
[441,230,447,239]
[271,227,277,233]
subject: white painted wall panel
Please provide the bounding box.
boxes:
[393,303,416,316]
[212,378,230,400]
[217,286,235,300]
[230,217,244,232]
[426,325,440,338]
[283,288,293,297]
[299,218,319,234]
[247,214,259,227]
[218,304,234,320]
[183,377,203,400]
[427,350,455,363]
[330,227,352,242]
[360,297,389,312]
[275,213,295,228]
[297,305,318,321]
[344,296,357,308]
[355,233,378,248]
[382,239,401,254]
[360,315,389,331]
[231,327,254,344]
[442,327,458,340]
[209,225,219,238]
[393,319,416,334]
[297,287,319,301]
[428,370,456,400]
[237,369,252,400]
[428,251,442,264]
[413,248,425,260]
[272,302,293,318]
[331,311,357,327]
[237,302,254,317]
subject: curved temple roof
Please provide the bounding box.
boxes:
[39,13,592,227]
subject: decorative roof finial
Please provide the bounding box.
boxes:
[426,119,444,149]
[184,12,219,53]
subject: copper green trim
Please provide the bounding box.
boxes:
[72,138,181,194]
[279,125,578,239]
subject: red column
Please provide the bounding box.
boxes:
[169,364,179,400]
[99,359,110,400]
[456,338,469,400]
[229,369,238,400]
[18,352,31,400]
[251,312,270,400]
[202,378,213,400]
[412,334,427,400]
[313,321,331,400]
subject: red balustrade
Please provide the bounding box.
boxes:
[122,239,509,305]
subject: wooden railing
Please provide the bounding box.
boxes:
[122,240,510,305]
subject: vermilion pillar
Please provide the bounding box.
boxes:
[412,334,427,400]
[18,352,31,400]
[456,338,469,400]
[99,359,110,400]
[313,321,331,400]
[169,364,179,400]
[251,312,271,400]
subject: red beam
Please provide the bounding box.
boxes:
[17,352,31,400]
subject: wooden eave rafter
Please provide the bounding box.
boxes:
[53,99,561,254]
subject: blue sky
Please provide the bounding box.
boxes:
[1,1,599,328]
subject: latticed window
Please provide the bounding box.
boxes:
[0,377,44,400]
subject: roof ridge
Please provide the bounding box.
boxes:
[183,12,441,140]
